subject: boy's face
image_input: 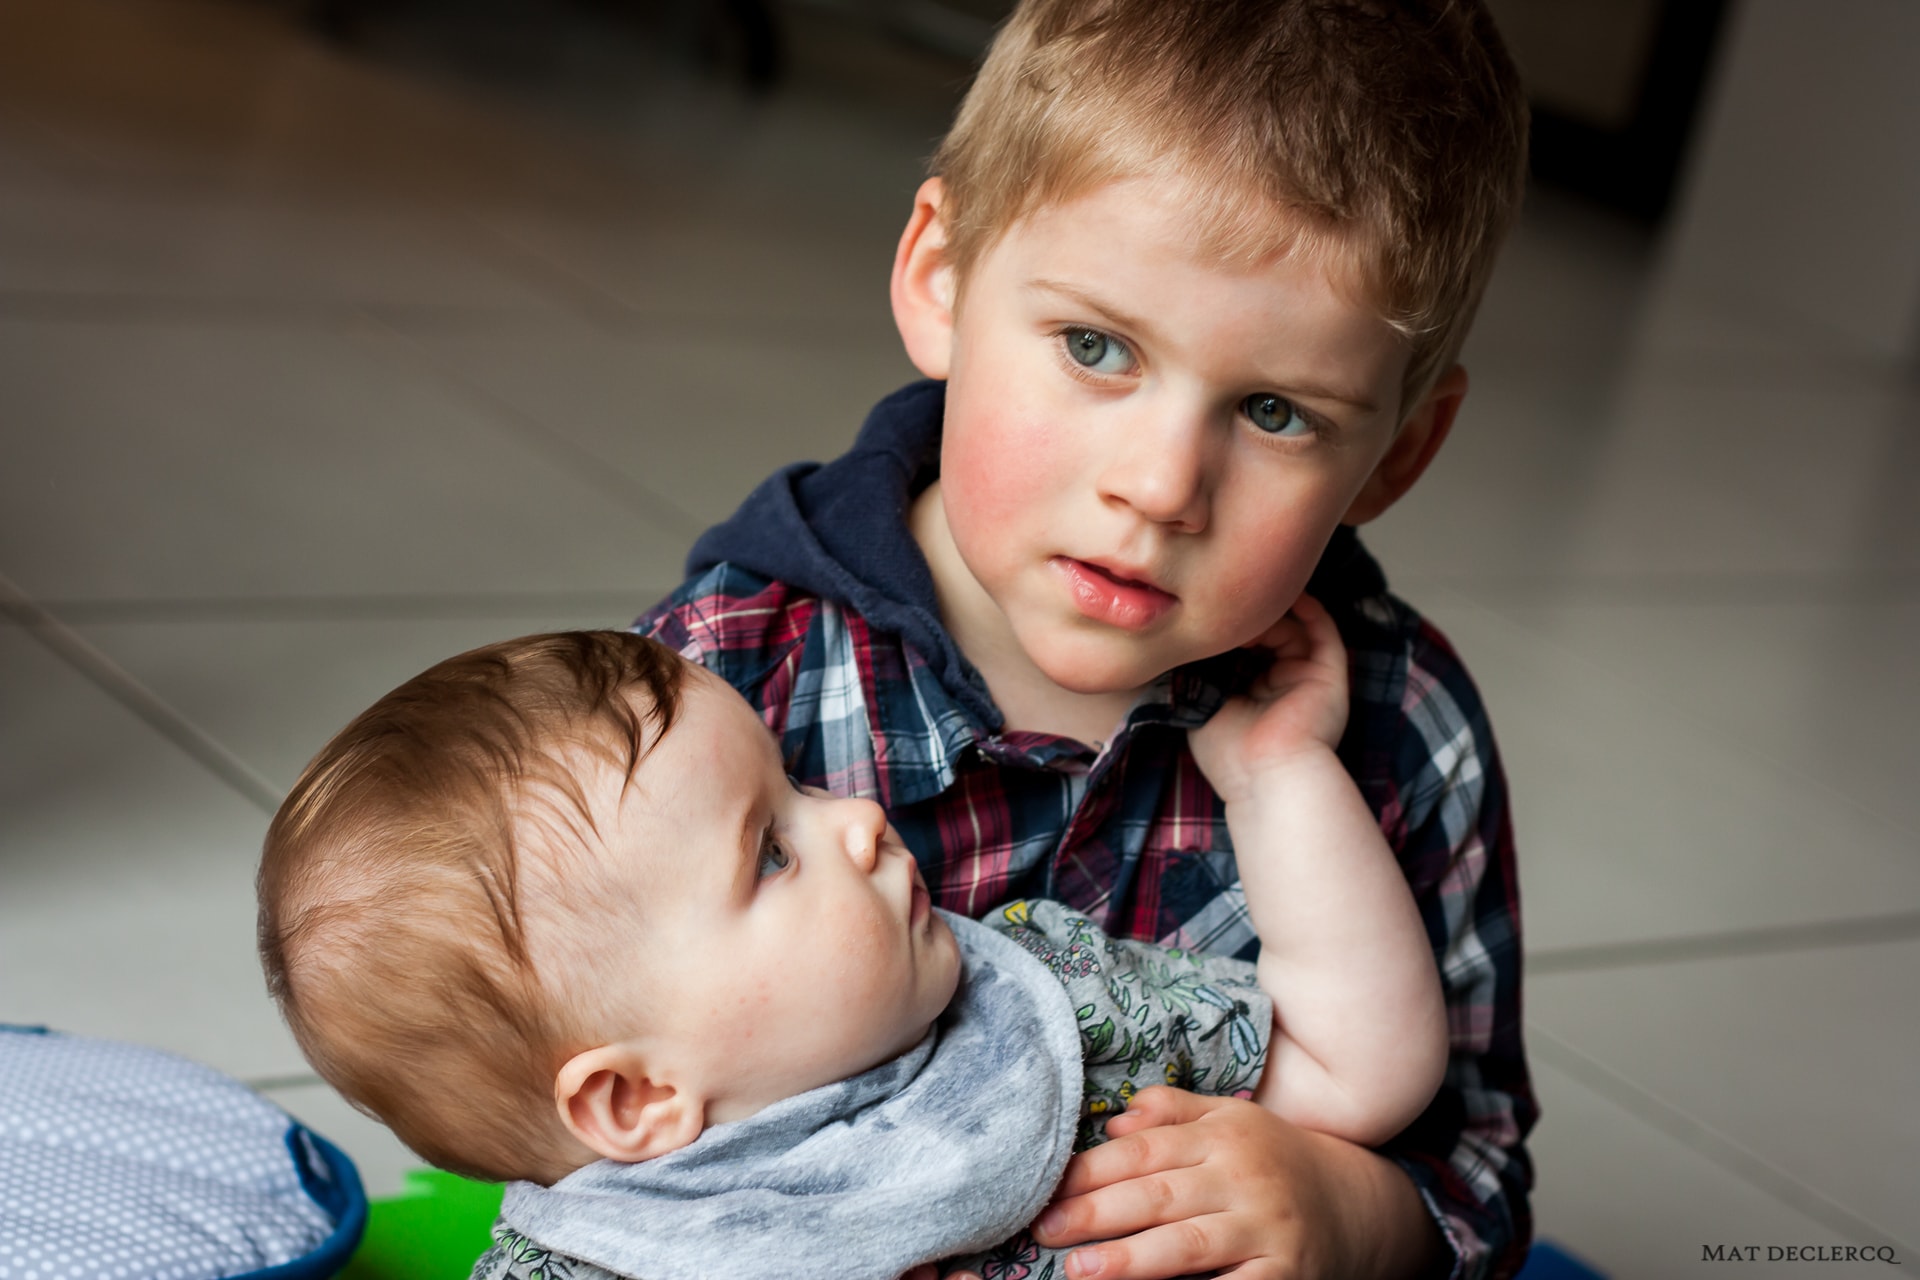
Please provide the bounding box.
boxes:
[896,176,1458,700]
[571,668,961,1124]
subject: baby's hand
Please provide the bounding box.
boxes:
[1189,595,1348,807]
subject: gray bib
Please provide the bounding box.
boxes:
[501,910,1083,1280]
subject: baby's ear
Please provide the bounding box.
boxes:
[891,177,957,380]
[1343,364,1468,526]
[554,1044,704,1164]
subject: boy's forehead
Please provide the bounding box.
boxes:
[1003,171,1377,292]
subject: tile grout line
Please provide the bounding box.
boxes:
[0,287,890,344]
[1527,1026,1915,1254]
[447,207,638,325]
[18,589,663,626]
[1529,910,1920,974]
[1388,569,1920,606]
[0,571,283,815]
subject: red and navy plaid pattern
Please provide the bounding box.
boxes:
[639,564,1536,1280]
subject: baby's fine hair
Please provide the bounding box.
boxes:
[934,0,1529,410]
[258,631,685,1184]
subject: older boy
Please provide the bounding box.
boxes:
[257,621,1447,1280]
[638,2,1534,1278]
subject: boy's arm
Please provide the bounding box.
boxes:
[1229,752,1449,1143]
[1031,601,1534,1280]
[1190,598,1447,1146]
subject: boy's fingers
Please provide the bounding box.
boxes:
[1058,1214,1251,1280]
[1244,614,1307,656]
[1038,1163,1228,1248]
[1122,1084,1218,1125]
[1050,1095,1217,1200]
[1288,593,1343,657]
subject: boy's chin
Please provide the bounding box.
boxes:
[1041,667,1155,699]
[1024,635,1180,698]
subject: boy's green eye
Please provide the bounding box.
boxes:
[1063,328,1135,375]
[1243,393,1309,437]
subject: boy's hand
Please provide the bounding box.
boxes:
[1030,1086,1438,1279]
[1189,596,1348,807]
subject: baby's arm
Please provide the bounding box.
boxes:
[1188,596,1447,1147]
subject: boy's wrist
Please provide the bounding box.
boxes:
[1303,1129,1448,1280]
[1215,741,1349,813]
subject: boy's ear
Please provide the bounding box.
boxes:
[1343,364,1468,526]
[891,177,957,381]
[554,1043,704,1164]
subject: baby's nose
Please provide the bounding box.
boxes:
[841,797,889,871]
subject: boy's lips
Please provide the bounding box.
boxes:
[1052,556,1177,631]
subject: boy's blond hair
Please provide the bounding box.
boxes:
[258,632,684,1184]
[933,0,1529,412]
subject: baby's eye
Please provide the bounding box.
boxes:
[757,833,792,880]
[1243,393,1311,437]
[1062,327,1137,376]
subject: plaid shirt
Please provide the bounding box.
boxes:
[638,562,1534,1280]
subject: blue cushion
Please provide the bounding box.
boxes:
[1517,1240,1609,1280]
[0,1026,366,1280]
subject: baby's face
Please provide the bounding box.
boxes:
[571,666,961,1124]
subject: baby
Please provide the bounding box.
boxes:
[257,610,1444,1279]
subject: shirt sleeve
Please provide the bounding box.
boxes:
[1347,603,1536,1280]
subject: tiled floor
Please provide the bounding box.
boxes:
[1,1,1914,1275]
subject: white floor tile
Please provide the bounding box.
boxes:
[1442,593,1920,835]
[1465,189,1656,375]
[1403,589,1920,950]
[70,611,647,794]
[0,186,567,313]
[371,324,924,529]
[1526,1055,1893,1277]
[1372,357,1920,587]
[0,319,692,603]
[1553,372,1920,581]
[472,200,902,329]
[1530,939,1920,1249]
[0,628,301,1079]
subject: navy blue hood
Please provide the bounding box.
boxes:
[687,380,1389,729]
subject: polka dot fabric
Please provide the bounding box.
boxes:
[0,1028,364,1280]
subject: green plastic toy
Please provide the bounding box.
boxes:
[337,1168,504,1280]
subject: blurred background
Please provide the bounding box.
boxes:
[1,0,1915,1274]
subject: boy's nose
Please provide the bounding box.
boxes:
[1096,407,1213,532]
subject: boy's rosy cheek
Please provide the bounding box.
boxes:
[943,413,1051,525]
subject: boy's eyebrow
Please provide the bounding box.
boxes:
[1025,276,1381,416]
[1027,277,1156,346]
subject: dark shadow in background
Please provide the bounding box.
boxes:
[1522,0,1730,223]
